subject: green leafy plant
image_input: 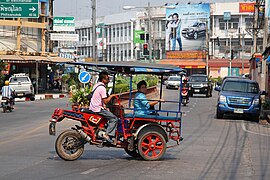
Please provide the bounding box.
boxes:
[70,85,92,107]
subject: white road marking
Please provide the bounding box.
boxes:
[241,121,270,137]
[81,168,99,175]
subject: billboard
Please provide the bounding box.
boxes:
[166,4,210,52]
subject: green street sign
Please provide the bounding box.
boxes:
[0,0,38,3]
[134,30,145,44]
[0,3,39,18]
[53,16,75,32]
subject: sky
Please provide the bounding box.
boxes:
[54,0,244,21]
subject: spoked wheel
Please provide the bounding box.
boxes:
[124,148,141,158]
[138,131,166,161]
[55,130,85,161]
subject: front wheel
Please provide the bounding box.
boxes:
[55,130,85,161]
[138,130,166,161]
[216,109,223,119]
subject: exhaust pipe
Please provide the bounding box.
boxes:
[72,127,91,142]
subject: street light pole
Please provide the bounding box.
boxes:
[92,0,96,62]
[147,2,153,63]
[229,35,232,76]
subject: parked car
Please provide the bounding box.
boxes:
[9,73,35,101]
[181,22,206,40]
[187,74,212,97]
[166,76,181,89]
[215,78,265,121]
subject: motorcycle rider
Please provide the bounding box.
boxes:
[1,80,15,109]
[182,77,189,102]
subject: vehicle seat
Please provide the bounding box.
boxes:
[80,108,98,114]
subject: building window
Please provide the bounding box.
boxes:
[219,18,239,30]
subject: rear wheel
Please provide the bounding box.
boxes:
[30,96,35,101]
[55,130,84,161]
[138,129,166,161]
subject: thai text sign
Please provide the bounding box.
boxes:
[0,0,39,18]
[53,17,75,32]
[166,51,206,59]
[239,2,255,13]
[50,33,79,41]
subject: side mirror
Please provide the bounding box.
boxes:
[215,86,220,92]
[261,91,267,95]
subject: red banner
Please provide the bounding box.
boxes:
[239,3,255,13]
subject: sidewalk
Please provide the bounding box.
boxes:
[0,93,68,102]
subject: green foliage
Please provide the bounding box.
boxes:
[211,77,222,84]
[0,61,6,87]
[70,85,92,107]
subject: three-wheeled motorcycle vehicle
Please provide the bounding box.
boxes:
[49,62,186,161]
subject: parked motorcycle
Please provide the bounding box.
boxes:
[181,87,189,106]
[1,97,13,113]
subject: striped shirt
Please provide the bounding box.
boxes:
[1,85,13,99]
[89,82,107,112]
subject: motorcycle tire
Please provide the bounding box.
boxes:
[55,130,85,161]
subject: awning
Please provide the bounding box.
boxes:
[159,59,206,69]
[0,55,74,64]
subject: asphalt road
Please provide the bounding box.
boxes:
[0,89,270,180]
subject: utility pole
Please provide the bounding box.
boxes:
[92,0,96,62]
[48,0,53,52]
[262,4,268,94]
[148,2,153,63]
[206,20,209,76]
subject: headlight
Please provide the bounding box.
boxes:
[252,98,260,105]
[203,84,208,87]
[219,95,226,103]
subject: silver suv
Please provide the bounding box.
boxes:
[9,73,35,101]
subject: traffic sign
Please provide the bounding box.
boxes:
[78,71,91,84]
[0,1,39,18]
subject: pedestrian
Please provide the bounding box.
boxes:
[89,71,118,143]
[133,80,164,115]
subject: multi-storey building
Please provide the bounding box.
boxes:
[74,2,263,78]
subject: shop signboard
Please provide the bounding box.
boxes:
[53,16,75,32]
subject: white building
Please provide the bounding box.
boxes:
[73,2,263,63]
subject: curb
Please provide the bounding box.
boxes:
[0,94,68,102]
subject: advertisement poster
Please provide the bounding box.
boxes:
[166,4,210,52]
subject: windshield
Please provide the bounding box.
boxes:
[10,77,29,83]
[168,77,181,81]
[222,81,259,93]
[189,76,207,82]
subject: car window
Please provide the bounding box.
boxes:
[168,77,181,81]
[189,76,207,82]
[222,81,259,93]
[10,77,29,83]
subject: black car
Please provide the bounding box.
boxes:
[187,74,212,97]
[181,22,206,40]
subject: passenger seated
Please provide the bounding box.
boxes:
[133,80,164,116]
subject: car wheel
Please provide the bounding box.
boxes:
[30,96,35,101]
[216,109,223,119]
[193,32,198,39]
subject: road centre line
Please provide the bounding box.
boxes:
[81,168,99,175]
[241,121,270,137]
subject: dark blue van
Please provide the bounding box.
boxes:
[215,78,264,121]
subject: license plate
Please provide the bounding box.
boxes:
[234,108,244,114]
[194,89,200,92]
[17,93,23,96]
[49,122,56,135]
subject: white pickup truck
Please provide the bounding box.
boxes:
[9,73,35,101]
